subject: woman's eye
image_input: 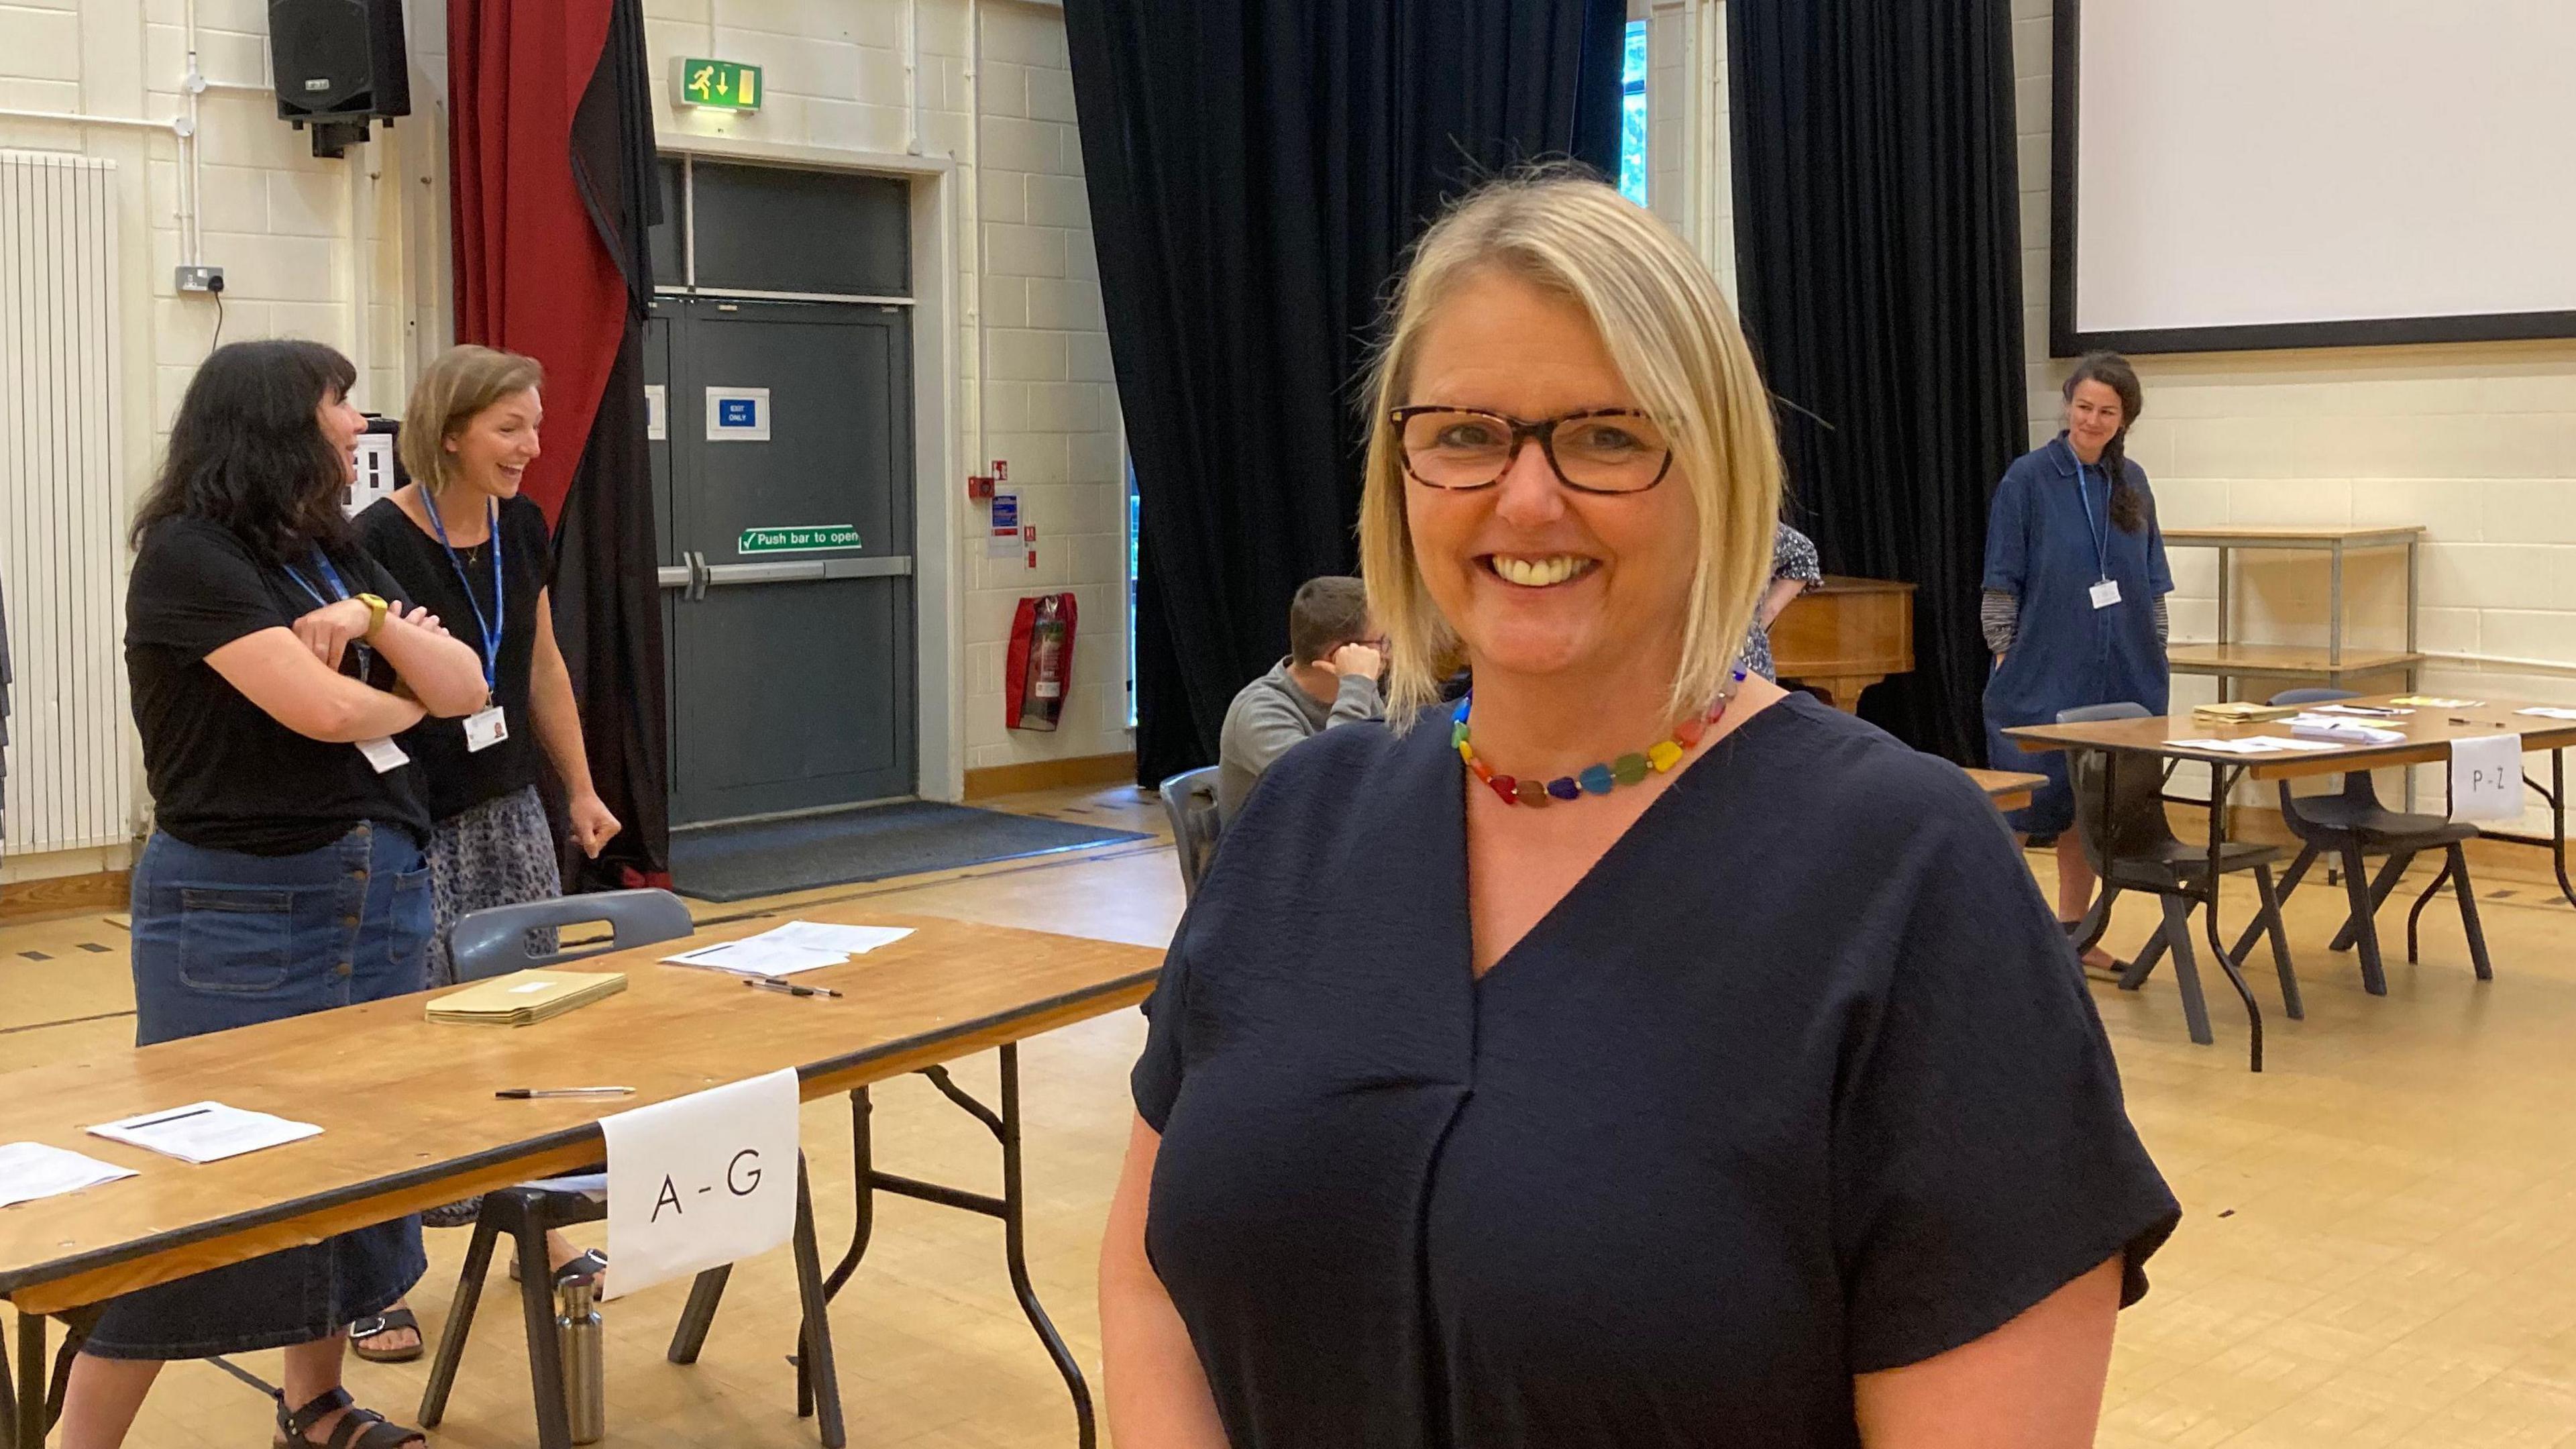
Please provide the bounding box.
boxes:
[1435,422,1503,449]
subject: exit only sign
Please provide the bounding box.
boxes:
[677,58,762,112]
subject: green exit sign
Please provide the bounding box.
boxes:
[676,58,763,112]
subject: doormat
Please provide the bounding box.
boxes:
[669,800,1148,903]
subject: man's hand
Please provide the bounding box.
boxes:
[1328,642,1384,680]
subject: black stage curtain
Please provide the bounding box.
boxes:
[1065,0,1627,788]
[551,0,669,890]
[1726,0,2028,761]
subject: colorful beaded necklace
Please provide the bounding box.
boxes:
[1452,672,1744,806]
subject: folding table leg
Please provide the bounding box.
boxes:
[13,1310,44,1449]
[997,1045,1097,1449]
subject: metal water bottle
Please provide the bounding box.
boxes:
[557,1273,606,1444]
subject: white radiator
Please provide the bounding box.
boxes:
[1,152,131,856]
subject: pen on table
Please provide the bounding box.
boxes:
[493,1087,637,1100]
[747,977,841,999]
[121,1106,213,1130]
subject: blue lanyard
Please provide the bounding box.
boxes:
[424,498,504,688]
[2072,455,2112,582]
[286,550,374,672]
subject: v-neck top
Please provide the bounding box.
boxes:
[1133,692,2178,1448]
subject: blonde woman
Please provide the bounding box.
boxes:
[1097,174,2178,1448]
[347,345,620,1360]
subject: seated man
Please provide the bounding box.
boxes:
[1216,576,1383,822]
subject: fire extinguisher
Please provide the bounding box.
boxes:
[1006,592,1078,731]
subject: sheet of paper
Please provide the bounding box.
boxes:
[750,922,914,955]
[2308,704,2412,716]
[0,1141,139,1208]
[660,939,849,977]
[85,1102,322,1165]
[2392,696,2481,708]
[2289,716,2404,745]
[2451,734,2523,822]
[2515,706,2576,721]
[599,1068,799,1301]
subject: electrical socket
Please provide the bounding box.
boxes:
[174,265,225,294]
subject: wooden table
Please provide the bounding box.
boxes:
[1965,767,2045,813]
[1773,575,1916,712]
[2008,696,2576,1070]
[0,909,1161,1449]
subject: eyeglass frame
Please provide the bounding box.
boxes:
[1386,405,1677,495]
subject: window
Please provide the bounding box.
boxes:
[1619,20,1648,207]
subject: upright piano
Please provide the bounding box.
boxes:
[1770,575,1915,712]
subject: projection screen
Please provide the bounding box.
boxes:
[2049,0,2576,355]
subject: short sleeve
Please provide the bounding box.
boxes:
[1772,523,1823,584]
[1131,936,1193,1132]
[1980,466,2029,594]
[127,522,290,661]
[1832,795,2179,1373]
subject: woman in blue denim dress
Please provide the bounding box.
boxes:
[61,340,490,1449]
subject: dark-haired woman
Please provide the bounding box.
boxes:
[1982,354,2173,965]
[66,339,487,1449]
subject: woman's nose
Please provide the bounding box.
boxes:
[1490,435,1564,525]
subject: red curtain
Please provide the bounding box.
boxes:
[448,0,626,525]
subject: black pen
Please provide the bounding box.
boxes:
[121,1106,213,1130]
[494,1087,635,1099]
[747,977,841,999]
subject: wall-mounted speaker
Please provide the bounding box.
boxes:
[268,0,411,158]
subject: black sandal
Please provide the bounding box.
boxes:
[506,1246,608,1288]
[271,1387,425,1449]
[347,1307,423,1364]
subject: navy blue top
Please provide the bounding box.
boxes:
[1134,692,2178,1448]
[1981,434,2174,832]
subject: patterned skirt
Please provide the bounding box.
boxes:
[424,784,563,989]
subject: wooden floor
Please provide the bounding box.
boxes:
[7,788,2576,1446]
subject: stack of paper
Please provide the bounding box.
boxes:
[2192,701,2300,724]
[2516,706,2576,722]
[663,920,915,978]
[87,1103,321,1164]
[2392,695,2481,708]
[427,969,629,1026]
[2169,736,2348,755]
[2288,715,2404,745]
[2306,703,2412,718]
[0,1141,138,1207]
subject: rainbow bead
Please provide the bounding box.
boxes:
[1452,674,1742,807]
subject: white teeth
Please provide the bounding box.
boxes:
[1492,555,1587,587]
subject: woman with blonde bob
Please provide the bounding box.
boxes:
[1099,172,2178,1448]
[345,345,621,1360]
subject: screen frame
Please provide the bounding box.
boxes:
[2046,0,2576,358]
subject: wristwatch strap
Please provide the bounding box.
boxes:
[358,592,388,639]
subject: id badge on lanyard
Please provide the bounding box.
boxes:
[289,553,409,771]
[2078,464,2121,610]
[429,500,511,752]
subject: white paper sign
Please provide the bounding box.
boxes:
[645,384,668,441]
[2450,734,2522,822]
[598,1069,799,1300]
[987,488,1023,559]
[705,386,771,442]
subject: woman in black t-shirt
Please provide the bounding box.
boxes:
[347,347,623,1359]
[69,340,487,1449]
[1099,176,2178,1448]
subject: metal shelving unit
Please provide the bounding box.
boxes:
[2163,526,2426,703]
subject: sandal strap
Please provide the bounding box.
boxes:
[349,1307,418,1340]
[323,1405,423,1449]
[277,1386,355,1438]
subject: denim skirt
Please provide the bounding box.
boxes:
[85,822,433,1359]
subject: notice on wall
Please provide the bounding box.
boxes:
[598,1069,799,1301]
[988,488,1022,559]
[2450,734,2522,822]
[705,386,771,442]
[645,384,667,441]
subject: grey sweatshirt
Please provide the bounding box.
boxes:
[1216,658,1383,822]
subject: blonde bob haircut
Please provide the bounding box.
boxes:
[398,345,545,494]
[1356,170,1782,730]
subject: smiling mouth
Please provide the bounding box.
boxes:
[1484,555,1599,588]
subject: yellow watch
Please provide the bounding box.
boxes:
[356,592,388,639]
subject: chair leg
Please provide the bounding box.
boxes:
[2330,851,2414,951]
[2159,896,2215,1046]
[418,1210,504,1427]
[2253,864,2302,1020]
[2337,846,2390,994]
[665,1266,731,1365]
[513,1214,576,1449]
[2120,916,2168,991]
[2448,844,2495,981]
[790,1156,847,1448]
